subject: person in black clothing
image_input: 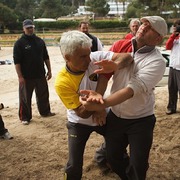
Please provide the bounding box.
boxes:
[0,115,13,140]
[79,21,103,52]
[79,21,114,170]
[0,103,13,140]
[13,19,55,125]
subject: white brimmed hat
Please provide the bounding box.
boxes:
[140,16,167,36]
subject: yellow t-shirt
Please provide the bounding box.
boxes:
[55,51,114,125]
[55,67,85,109]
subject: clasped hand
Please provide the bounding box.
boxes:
[93,60,118,74]
[79,90,105,111]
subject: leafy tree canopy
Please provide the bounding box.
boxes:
[0,0,180,32]
[86,0,110,17]
[0,3,17,23]
[0,0,17,9]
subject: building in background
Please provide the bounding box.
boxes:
[33,18,56,22]
[108,0,129,18]
[75,0,130,17]
[76,5,94,16]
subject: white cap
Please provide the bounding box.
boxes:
[140,16,168,37]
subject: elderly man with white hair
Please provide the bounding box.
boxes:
[55,30,133,180]
[124,18,141,39]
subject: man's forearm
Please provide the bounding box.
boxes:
[45,59,51,72]
[75,75,108,118]
[96,75,109,95]
[15,64,23,78]
[74,105,94,119]
[104,87,134,108]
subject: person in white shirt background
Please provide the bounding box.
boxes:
[166,19,180,115]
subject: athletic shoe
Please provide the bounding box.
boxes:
[0,103,4,110]
[21,120,29,125]
[166,109,176,115]
[1,131,13,140]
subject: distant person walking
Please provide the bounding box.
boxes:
[79,21,103,51]
[13,19,55,125]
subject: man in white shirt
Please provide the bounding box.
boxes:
[80,16,168,180]
[166,19,180,115]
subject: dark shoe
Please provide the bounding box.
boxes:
[97,161,112,175]
[0,103,4,110]
[41,112,55,117]
[166,109,176,115]
[85,160,112,175]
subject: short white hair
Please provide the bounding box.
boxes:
[59,30,92,56]
[129,18,140,27]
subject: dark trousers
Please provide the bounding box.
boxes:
[106,110,156,180]
[0,114,7,135]
[167,68,180,111]
[19,77,50,121]
[65,122,106,180]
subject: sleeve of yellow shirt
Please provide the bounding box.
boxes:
[54,68,83,110]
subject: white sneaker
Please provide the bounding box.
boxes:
[1,132,13,140]
[22,121,29,125]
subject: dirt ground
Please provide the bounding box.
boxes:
[0,47,179,180]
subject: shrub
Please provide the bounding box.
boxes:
[5,19,131,33]
[90,20,128,29]
[34,20,79,31]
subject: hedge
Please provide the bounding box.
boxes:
[5,19,174,33]
[6,20,128,33]
[34,20,79,30]
[90,20,127,29]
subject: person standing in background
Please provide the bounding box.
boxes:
[0,115,13,140]
[13,19,55,125]
[79,20,105,165]
[124,18,140,40]
[79,21,103,51]
[0,103,13,140]
[166,19,180,115]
